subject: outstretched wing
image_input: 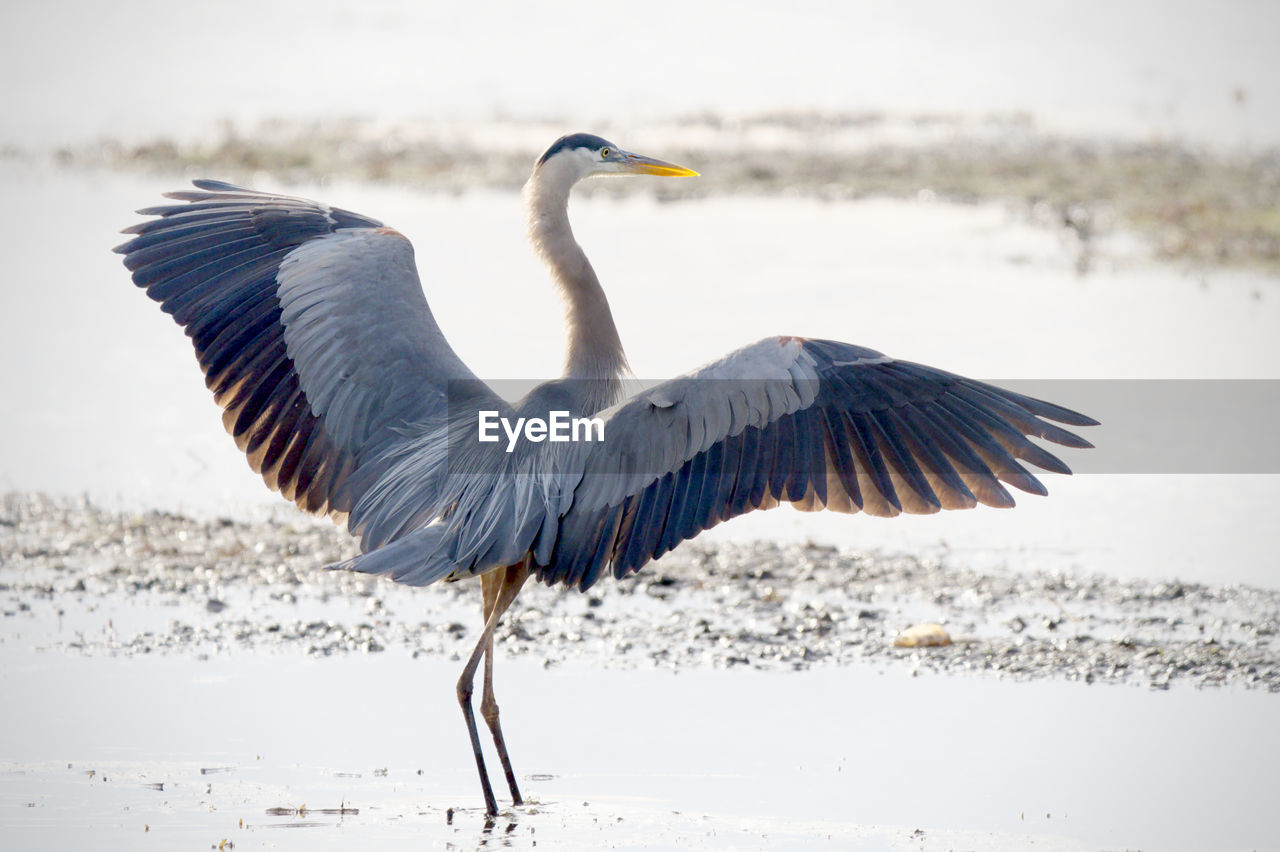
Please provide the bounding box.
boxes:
[542,336,1096,591]
[115,180,496,543]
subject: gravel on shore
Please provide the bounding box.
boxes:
[2,492,1277,691]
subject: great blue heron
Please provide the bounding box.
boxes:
[116,132,1095,817]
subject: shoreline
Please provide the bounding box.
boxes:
[20,111,1280,276]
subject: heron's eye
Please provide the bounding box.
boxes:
[600,147,611,159]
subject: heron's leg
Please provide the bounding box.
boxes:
[480,567,524,806]
[457,561,530,818]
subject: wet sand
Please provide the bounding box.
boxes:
[5,493,1276,689]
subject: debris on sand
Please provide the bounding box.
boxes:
[894,623,953,648]
[2,493,1277,691]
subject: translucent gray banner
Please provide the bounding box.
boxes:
[993,379,1280,474]
[445,379,1280,475]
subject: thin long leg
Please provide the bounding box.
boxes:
[457,561,530,817]
[480,570,524,805]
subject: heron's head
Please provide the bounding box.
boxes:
[535,133,698,184]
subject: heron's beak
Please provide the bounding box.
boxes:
[619,151,699,177]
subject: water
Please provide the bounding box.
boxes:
[1,646,1276,851]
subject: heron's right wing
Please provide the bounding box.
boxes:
[116,180,499,543]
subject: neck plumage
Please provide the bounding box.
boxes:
[525,161,628,410]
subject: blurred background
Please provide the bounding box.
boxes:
[5,0,1279,266]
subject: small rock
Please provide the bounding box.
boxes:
[893,623,952,648]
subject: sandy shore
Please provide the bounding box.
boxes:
[4,492,1276,691]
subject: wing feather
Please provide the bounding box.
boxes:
[117,180,500,541]
[543,337,1094,590]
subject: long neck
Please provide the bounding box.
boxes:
[525,161,628,405]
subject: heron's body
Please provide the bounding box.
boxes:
[116,133,1095,817]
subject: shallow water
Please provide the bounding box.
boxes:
[2,644,1277,851]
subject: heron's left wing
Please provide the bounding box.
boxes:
[540,336,1095,591]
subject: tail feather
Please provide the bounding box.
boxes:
[327,525,459,587]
